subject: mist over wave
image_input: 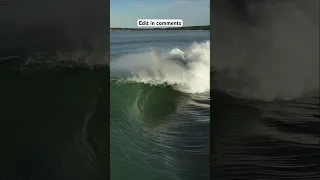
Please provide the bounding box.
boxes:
[211,1,319,179]
[212,0,319,100]
[111,41,210,94]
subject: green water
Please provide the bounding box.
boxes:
[110,31,210,180]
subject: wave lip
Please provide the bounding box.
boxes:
[111,41,210,94]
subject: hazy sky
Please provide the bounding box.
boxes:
[110,0,210,28]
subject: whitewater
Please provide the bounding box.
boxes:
[111,41,210,94]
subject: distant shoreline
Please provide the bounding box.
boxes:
[110,25,210,31]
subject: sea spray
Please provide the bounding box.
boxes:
[212,0,319,101]
[111,41,210,94]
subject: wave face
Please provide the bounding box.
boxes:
[211,0,319,179]
[0,60,109,180]
[110,31,210,180]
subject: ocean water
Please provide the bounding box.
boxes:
[211,0,320,179]
[0,1,109,178]
[0,63,109,180]
[110,31,210,180]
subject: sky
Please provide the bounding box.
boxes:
[110,0,210,28]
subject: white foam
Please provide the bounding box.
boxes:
[111,41,210,94]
